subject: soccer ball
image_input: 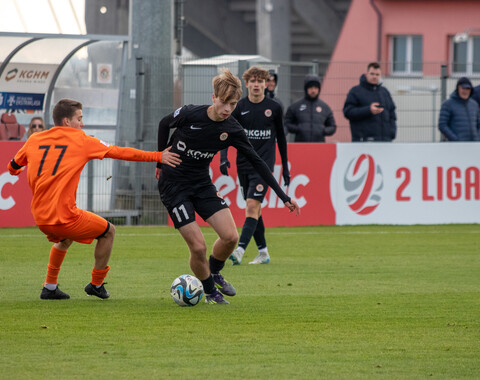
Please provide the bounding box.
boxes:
[170,274,204,307]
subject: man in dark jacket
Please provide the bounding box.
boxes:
[343,62,397,142]
[438,77,480,141]
[284,74,337,142]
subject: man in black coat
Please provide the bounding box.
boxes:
[284,74,337,142]
[343,62,397,142]
[438,77,480,141]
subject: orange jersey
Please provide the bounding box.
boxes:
[8,127,162,225]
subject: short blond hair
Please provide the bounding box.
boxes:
[242,66,269,83]
[212,69,242,103]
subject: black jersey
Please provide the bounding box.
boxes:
[231,96,288,173]
[157,104,290,203]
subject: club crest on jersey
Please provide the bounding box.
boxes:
[220,132,228,141]
[264,109,272,117]
[316,106,322,113]
[256,184,264,192]
[173,107,182,118]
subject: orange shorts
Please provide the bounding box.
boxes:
[38,210,109,244]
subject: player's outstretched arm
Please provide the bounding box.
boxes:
[104,145,181,167]
[285,199,300,216]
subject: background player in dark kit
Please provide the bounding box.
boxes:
[156,70,299,305]
[220,66,289,265]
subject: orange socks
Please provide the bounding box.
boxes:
[45,246,67,285]
[91,266,110,286]
[45,246,110,288]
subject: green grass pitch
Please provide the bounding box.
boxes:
[1,225,479,379]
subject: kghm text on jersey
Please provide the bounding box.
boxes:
[176,140,215,160]
[245,129,272,139]
[186,149,215,160]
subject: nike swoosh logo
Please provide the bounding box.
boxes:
[253,192,263,196]
[221,201,226,205]
[190,125,201,130]
[241,111,250,115]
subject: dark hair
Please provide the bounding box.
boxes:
[367,62,381,70]
[52,99,83,126]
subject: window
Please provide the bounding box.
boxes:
[452,36,480,76]
[390,35,423,75]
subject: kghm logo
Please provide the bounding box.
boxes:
[344,154,383,215]
[5,68,18,81]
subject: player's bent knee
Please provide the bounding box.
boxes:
[223,230,238,247]
[56,239,73,251]
[98,222,115,241]
[190,241,207,258]
[108,223,116,236]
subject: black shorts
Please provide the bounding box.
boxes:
[158,178,228,228]
[238,172,269,202]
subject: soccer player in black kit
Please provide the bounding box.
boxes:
[156,70,299,305]
[220,66,290,265]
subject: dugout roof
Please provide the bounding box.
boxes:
[0,32,130,129]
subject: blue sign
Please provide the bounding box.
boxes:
[0,92,45,110]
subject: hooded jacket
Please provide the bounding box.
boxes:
[284,74,336,142]
[438,77,480,141]
[264,71,284,110]
[343,74,397,142]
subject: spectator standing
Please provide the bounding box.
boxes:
[438,77,480,141]
[343,62,397,142]
[284,74,336,142]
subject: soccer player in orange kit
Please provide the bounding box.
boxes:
[7,99,181,300]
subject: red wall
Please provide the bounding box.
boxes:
[330,0,480,65]
[0,142,35,227]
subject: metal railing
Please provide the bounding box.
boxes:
[76,58,478,225]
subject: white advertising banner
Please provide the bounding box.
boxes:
[331,143,480,225]
[0,63,58,93]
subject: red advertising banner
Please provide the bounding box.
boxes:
[0,141,35,227]
[174,143,337,227]
[4,141,480,228]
